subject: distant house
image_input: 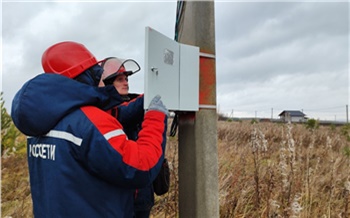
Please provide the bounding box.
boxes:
[278,110,307,123]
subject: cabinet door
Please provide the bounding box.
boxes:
[179,44,199,111]
[144,27,180,110]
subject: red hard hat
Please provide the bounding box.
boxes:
[42,41,99,78]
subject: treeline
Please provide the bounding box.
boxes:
[1,92,26,157]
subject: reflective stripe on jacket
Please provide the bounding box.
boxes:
[12,74,167,217]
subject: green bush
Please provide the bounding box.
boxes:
[343,146,350,158]
[340,124,350,141]
[305,118,319,130]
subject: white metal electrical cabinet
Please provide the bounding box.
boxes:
[144,27,199,111]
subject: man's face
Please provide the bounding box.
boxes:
[112,74,129,95]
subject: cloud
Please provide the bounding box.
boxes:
[215,2,348,120]
[2,1,349,122]
[2,1,177,111]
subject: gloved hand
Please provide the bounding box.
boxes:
[147,95,168,115]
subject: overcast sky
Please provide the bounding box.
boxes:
[2,1,349,122]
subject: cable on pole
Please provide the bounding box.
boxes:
[170,0,185,137]
[174,1,185,42]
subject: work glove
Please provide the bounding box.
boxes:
[147,95,169,116]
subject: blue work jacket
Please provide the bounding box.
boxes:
[11,73,167,218]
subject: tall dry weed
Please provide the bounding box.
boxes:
[2,120,350,218]
[1,153,32,217]
[217,121,349,218]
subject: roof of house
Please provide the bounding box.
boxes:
[278,110,306,117]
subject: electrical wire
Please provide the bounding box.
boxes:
[169,0,185,137]
[174,1,185,41]
[169,113,179,137]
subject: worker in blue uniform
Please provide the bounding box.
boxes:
[11,41,168,218]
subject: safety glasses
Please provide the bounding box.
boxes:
[101,57,141,85]
[102,71,132,85]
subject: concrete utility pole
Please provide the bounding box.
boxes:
[175,1,219,217]
[346,104,348,123]
[271,108,273,120]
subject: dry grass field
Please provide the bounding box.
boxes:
[2,120,350,218]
